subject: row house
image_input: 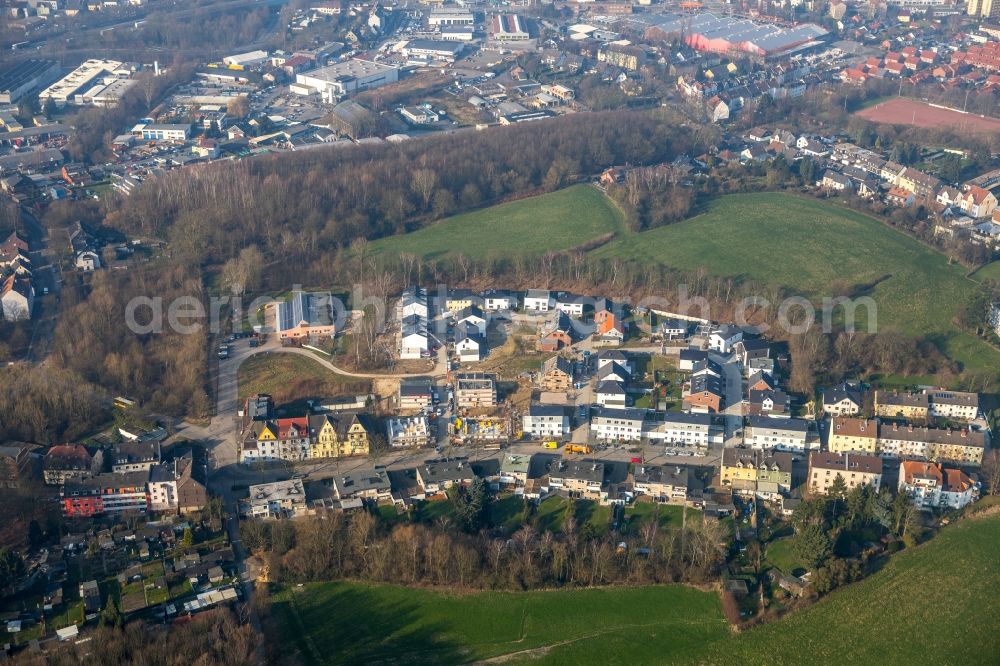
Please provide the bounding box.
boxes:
[240,412,374,463]
[808,451,883,495]
[877,423,986,467]
[61,471,150,518]
[591,407,646,442]
[745,416,815,452]
[720,448,793,500]
[548,459,606,502]
[43,444,100,486]
[828,417,879,454]
[874,390,929,419]
[645,412,724,447]
[633,465,689,504]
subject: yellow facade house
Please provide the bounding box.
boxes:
[828,417,878,454]
[874,390,929,420]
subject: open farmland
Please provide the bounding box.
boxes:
[369,184,624,260]
[269,513,1000,665]
[855,97,1000,133]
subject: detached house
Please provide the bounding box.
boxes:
[958,186,997,219]
[455,321,486,362]
[898,460,977,510]
[823,383,864,416]
[708,324,742,354]
[523,404,570,440]
[596,380,628,408]
[1,274,34,321]
[524,289,554,312]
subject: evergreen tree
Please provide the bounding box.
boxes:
[794,524,833,568]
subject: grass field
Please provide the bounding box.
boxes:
[972,260,1000,283]
[271,582,728,666]
[703,512,1000,665]
[369,185,625,260]
[591,193,998,375]
[271,513,1000,665]
[237,353,369,403]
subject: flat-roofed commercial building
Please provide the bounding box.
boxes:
[39,59,132,108]
[131,123,191,142]
[295,59,399,100]
[428,7,474,26]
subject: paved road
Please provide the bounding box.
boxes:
[185,331,449,476]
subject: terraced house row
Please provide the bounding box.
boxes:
[239,394,377,463]
[827,416,987,466]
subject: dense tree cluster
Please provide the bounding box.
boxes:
[241,505,727,590]
[13,607,257,666]
[50,265,211,418]
[0,365,108,442]
[103,111,702,274]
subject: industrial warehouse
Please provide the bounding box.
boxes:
[642,13,828,58]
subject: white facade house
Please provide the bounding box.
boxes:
[75,250,101,271]
[926,390,979,422]
[745,416,814,451]
[1,275,33,321]
[523,289,554,312]
[595,380,627,408]
[556,295,585,317]
[898,460,977,511]
[455,324,485,362]
[645,413,723,446]
[482,290,518,311]
[708,324,743,354]
[399,287,429,359]
[522,404,570,439]
[591,407,646,441]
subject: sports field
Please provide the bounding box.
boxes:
[855,97,1000,133]
[269,513,1000,665]
[369,184,624,260]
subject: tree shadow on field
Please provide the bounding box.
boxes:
[272,583,467,666]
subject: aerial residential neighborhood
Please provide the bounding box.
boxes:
[1,0,1000,662]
